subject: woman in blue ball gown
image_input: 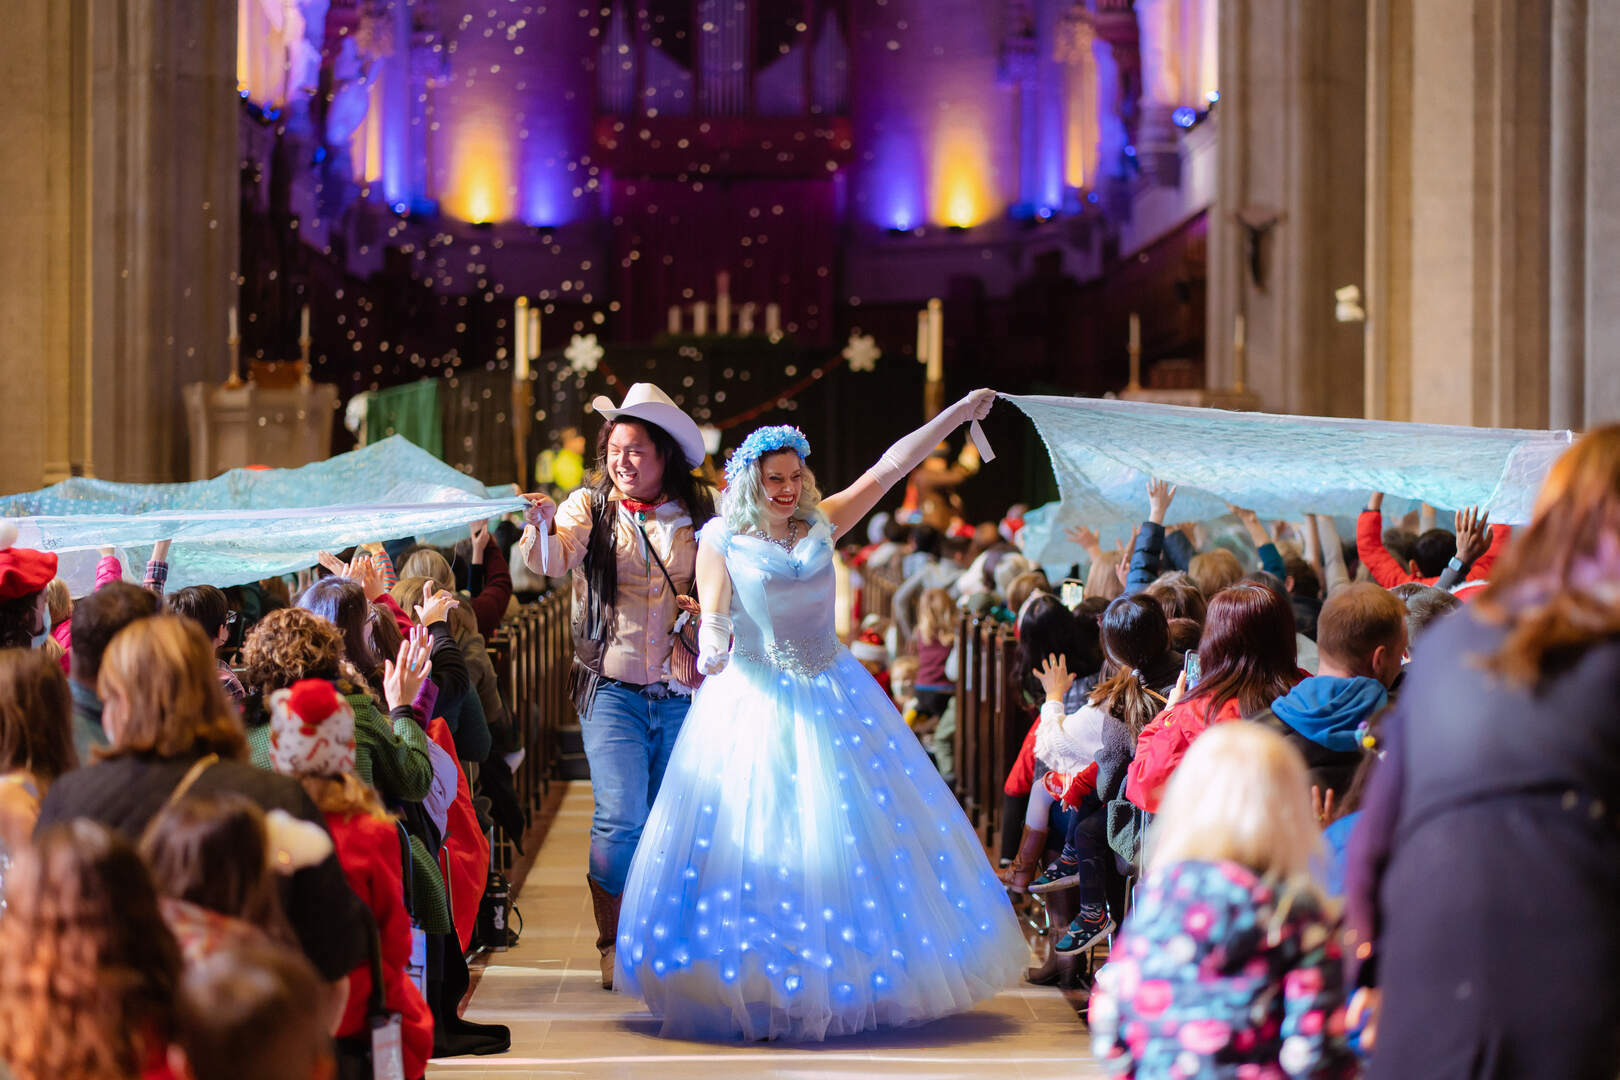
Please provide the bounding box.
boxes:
[615,390,1028,1042]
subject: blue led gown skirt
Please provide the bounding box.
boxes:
[614,518,1027,1042]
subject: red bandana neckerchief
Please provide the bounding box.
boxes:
[621,496,667,517]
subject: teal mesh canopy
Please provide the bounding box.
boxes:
[1002,395,1574,570]
[1,437,525,593]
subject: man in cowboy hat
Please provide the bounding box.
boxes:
[519,383,717,989]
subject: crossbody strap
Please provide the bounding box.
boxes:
[166,753,220,808]
[633,519,695,600]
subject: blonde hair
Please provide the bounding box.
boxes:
[915,588,958,647]
[43,579,71,626]
[1189,549,1244,599]
[1148,722,1322,895]
[298,774,395,824]
[98,616,248,761]
[389,575,433,619]
[720,450,826,534]
[397,549,454,593]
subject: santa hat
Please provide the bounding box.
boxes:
[268,678,357,778]
[0,521,57,603]
[850,628,889,664]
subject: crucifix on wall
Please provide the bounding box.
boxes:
[1233,206,1287,290]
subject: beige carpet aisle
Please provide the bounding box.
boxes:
[428,782,1104,1079]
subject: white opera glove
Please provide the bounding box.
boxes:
[868,388,997,492]
[697,612,733,675]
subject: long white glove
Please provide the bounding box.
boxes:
[868,389,997,492]
[697,612,733,675]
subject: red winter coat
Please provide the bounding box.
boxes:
[1356,510,1509,589]
[326,810,435,1080]
[1125,696,1247,813]
[427,717,489,952]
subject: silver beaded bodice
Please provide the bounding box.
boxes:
[704,516,843,681]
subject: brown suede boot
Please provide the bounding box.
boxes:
[998,826,1047,894]
[587,875,622,990]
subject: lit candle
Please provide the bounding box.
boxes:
[1128,312,1141,353]
[916,309,929,365]
[228,305,238,341]
[739,302,757,334]
[514,297,529,379]
[529,307,541,359]
[716,272,731,335]
[764,303,781,336]
[1234,312,1246,350]
[299,304,310,342]
[693,300,710,336]
[668,305,682,334]
[926,298,944,382]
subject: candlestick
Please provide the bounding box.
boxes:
[916,309,930,365]
[299,304,310,342]
[529,307,541,360]
[1127,343,1142,391]
[764,303,781,337]
[668,305,682,334]
[1128,311,1140,352]
[739,302,757,334]
[716,272,731,335]
[925,298,944,383]
[693,301,710,336]
[225,305,243,388]
[1233,312,1247,394]
[514,297,529,379]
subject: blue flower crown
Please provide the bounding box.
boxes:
[724,425,812,484]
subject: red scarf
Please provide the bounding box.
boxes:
[622,496,667,516]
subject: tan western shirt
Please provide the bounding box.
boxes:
[520,489,697,688]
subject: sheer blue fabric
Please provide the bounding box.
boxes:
[614,516,1026,1042]
[1003,395,1573,569]
[0,437,523,593]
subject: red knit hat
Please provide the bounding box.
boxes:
[268,678,357,778]
[0,522,56,603]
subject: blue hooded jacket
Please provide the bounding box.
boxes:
[1268,675,1388,752]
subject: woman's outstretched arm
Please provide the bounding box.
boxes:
[820,389,997,539]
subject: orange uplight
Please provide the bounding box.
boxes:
[931,125,993,228]
[445,119,513,224]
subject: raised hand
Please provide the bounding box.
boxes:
[1033,652,1075,703]
[469,520,493,557]
[953,388,996,423]
[414,581,460,627]
[1311,784,1336,826]
[1065,524,1101,555]
[1146,479,1177,524]
[383,628,434,711]
[1227,503,1271,547]
[317,550,385,601]
[1453,506,1492,565]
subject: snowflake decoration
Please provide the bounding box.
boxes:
[566,333,604,374]
[842,332,881,373]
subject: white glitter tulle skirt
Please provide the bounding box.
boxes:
[614,647,1027,1042]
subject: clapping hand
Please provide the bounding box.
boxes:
[1033,652,1075,704]
[383,626,434,711]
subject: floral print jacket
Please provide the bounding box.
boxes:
[1088,859,1358,1079]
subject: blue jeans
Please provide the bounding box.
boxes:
[581,680,690,895]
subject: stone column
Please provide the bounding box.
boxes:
[1548,0,1586,429]
[1586,0,1620,425]
[1364,0,1550,429]
[87,0,241,482]
[0,1,92,494]
[1207,0,1367,417]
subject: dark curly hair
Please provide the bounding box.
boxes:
[0,820,181,1080]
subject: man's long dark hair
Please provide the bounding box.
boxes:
[581,418,717,642]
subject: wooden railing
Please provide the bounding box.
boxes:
[857,564,904,634]
[485,586,574,868]
[954,612,1029,856]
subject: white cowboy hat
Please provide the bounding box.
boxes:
[590,383,707,469]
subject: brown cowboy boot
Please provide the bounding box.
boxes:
[998,825,1048,894]
[587,875,622,990]
[1025,884,1080,986]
